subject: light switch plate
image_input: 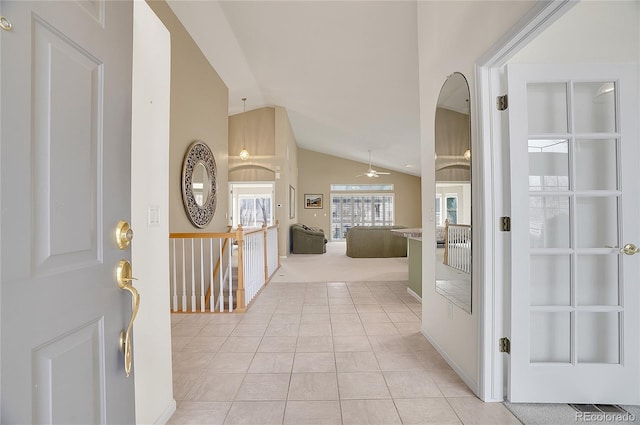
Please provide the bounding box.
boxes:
[148,206,160,227]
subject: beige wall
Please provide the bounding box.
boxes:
[229,106,276,158]
[275,107,298,255]
[297,149,421,236]
[148,0,229,233]
[229,107,277,182]
[228,106,298,255]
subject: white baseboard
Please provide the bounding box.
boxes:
[421,327,479,397]
[154,399,177,425]
[407,288,422,303]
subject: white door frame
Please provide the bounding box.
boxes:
[474,0,578,402]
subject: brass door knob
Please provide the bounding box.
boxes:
[621,243,640,256]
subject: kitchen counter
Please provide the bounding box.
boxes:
[391,228,422,300]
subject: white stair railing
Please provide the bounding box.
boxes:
[169,221,280,313]
[169,232,234,313]
[242,227,265,306]
[443,220,472,274]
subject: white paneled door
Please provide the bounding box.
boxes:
[1,1,135,423]
[507,64,640,403]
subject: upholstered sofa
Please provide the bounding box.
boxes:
[291,224,327,254]
[345,225,408,258]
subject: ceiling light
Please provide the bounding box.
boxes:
[596,82,615,97]
[239,97,249,161]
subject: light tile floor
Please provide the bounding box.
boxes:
[168,281,521,425]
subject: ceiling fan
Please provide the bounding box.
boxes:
[357,150,391,178]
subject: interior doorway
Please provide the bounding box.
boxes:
[229,182,275,229]
[476,0,640,404]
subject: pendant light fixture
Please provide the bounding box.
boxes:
[239,97,250,161]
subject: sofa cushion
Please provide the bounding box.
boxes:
[345,226,408,258]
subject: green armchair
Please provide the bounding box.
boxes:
[291,224,327,254]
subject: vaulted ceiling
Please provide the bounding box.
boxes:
[167,0,421,176]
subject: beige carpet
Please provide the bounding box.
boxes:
[271,241,409,283]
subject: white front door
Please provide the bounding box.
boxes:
[507,63,640,403]
[1,1,136,422]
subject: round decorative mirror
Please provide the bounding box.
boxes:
[182,141,217,228]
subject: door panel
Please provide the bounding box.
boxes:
[33,319,105,424]
[1,1,135,422]
[507,63,640,403]
[33,14,102,274]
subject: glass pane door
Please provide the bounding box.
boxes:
[527,80,621,365]
[507,63,640,404]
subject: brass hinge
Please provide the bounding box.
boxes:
[500,216,511,232]
[499,337,511,354]
[496,94,508,111]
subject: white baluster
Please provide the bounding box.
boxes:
[172,239,177,311]
[191,239,196,312]
[228,237,233,313]
[200,238,205,312]
[181,239,187,312]
[210,238,215,312]
[217,238,223,312]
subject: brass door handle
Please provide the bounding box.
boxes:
[116,260,140,377]
[621,243,640,256]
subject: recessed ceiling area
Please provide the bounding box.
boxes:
[167,1,421,176]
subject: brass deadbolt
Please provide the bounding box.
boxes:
[115,221,133,249]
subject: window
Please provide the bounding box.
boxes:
[230,182,274,228]
[446,195,458,224]
[331,184,394,191]
[238,196,272,227]
[330,194,394,240]
[435,196,442,225]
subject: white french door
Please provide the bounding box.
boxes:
[507,63,640,403]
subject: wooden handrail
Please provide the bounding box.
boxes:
[448,224,472,229]
[169,232,235,239]
[169,224,278,239]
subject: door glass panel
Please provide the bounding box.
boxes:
[530,255,571,306]
[529,196,570,248]
[577,312,619,364]
[577,255,619,306]
[527,83,568,134]
[531,312,571,363]
[528,139,569,191]
[574,82,617,134]
[575,139,618,190]
[576,197,618,248]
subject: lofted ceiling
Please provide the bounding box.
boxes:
[167,0,422,176]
